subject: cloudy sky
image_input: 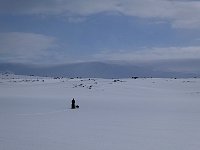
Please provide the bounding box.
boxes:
[1,0,200,64]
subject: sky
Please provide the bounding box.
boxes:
[1,0,200,65]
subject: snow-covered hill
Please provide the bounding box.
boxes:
[1,61,200,78]
[0,74,200,150]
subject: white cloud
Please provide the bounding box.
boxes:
[1,0,200,28]
[94,46,200,62]
[0,32,62,63]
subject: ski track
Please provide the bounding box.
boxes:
[16,109,68,116]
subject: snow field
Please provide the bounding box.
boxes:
[0,75,200,150]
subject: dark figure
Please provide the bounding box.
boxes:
[71,98,76,109]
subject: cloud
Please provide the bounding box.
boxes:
[1,0,200,28]
[94,46,200,62]
[0,32,62,64]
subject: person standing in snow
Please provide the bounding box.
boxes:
[71,98,76,109]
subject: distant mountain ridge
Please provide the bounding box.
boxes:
[0,61,199,78]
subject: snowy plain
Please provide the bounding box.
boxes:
[0,74,200,150]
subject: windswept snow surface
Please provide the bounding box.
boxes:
[0,74,200,150]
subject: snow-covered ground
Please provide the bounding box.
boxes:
[0,74,200,150]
